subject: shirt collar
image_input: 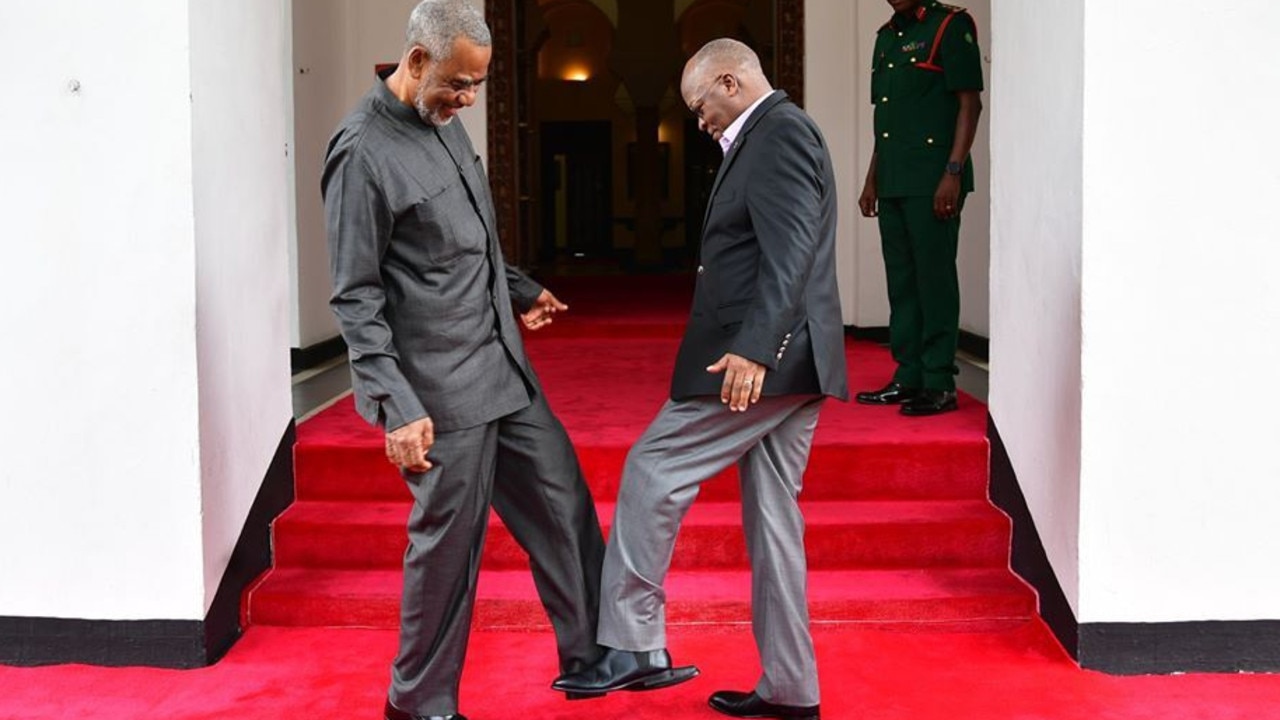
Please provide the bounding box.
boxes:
[373,64,426,126]
[718,92,772,154]
[889,1,933,30]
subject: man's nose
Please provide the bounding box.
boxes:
[458,89,477,107]
[698,117,708,133]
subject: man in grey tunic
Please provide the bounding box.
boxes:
[321,2,604,718]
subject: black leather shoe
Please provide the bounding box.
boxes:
[384,698,467,720]
[709,690,820,719]
[553,651,605,701]
[900,389,958,416]
[855,381,919,405]
[550,647,699,698]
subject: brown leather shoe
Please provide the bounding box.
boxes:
[708,690,820,719]
[855,381,919,405]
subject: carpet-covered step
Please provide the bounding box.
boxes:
[293,440,990,504]
[245,567,1035,630]
[271,500,1012,571]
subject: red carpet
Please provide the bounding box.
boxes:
[249,274,1031,632]
[5,276,1280,717]
[2,623,1277,719]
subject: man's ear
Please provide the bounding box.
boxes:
[407,46,431,79]
[723,73,739,97]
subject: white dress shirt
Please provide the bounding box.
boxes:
[718,91,773,154]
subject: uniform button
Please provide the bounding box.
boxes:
[926,137,935,144]
[881,96,889,102]
[888,62,895,68]
[882,132,890,139]
[910,57,917,63]
[897,31,904,36]
[697,265,704,275]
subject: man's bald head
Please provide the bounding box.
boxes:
[681,38,769,99]
[681,39,774,142]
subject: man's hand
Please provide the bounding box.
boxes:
[707,353,766,412]
[385,417,435,473]
[521,289,568,331]
[933,174,962,220]
[859,181,879,218]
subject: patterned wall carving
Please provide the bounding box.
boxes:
[485,0,522,265]
[775,0,804,107]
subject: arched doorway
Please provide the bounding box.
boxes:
[484,0,805,275]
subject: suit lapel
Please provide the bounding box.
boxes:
[702,91,788,228]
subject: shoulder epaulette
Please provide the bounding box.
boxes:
[938,3,969,14]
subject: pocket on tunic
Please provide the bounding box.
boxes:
[410,183,486,266]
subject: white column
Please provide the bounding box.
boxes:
[0,1,205,620]
[987,0,1086,615]
[1077,0,1280,623]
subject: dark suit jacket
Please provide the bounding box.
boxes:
[322,77,543,432]
[671,91,849,402]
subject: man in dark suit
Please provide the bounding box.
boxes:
[553,38,846,720]
[321,2,604,719]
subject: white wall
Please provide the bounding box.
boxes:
[956,0,991,338]
[290,0,488,349]
[805,1,862,324]
[988,0,1085,616]
[1076,0,1280,623]
[0,2,206,619]
[809,0,990,336]
[189,0,295,613]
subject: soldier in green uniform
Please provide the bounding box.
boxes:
[856,0,983,416]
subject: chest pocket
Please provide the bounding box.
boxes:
[409,178,487,267]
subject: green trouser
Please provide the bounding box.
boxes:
[877,195,962,392]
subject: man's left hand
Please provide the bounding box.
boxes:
[933,174,962,220]
[707,353,766,412]
[522,289,568,331]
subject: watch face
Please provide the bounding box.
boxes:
[946,161,963,175]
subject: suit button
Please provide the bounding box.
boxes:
[776,352,784,360]
[697,265,705,275]
[784,333,792,339]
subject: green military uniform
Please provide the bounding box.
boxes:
[871,1,983,392]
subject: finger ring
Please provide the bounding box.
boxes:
[743,378,753,386]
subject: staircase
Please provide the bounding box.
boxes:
[246,278,1034,632]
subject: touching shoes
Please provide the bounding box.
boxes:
[550,647,699,698]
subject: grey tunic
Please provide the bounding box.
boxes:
[321,75,542,432]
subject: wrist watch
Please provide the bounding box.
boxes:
[945,161,964,176]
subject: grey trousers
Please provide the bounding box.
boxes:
[597,394,824,706]
[389,390,605,716]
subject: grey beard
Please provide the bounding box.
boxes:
[414,79,453,127]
